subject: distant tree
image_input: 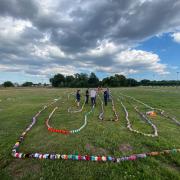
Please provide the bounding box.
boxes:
[127,78,139,86]
[71,73,88,87]
[3,81,14,87]
[50,74,65,87]
[78,73,89,87]
[102,77,110,87]
[108,76,117,87]
[22,82,33,87]
[88,72,99,87]
[102,74,127,87]
[114,74,127,86]
[65,75,75,87]
[140,79,151,86]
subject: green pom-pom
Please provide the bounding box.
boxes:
[172,149,177,153]
[68,155,72,159]
[75,155,78,160]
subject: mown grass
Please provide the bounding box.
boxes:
[0,87,180,180]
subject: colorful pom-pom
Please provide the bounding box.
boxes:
[91,156,95,161]
[171,149,177,153]
[102,156,107,161]
[85,155,90,161]
[78,155,81,160]
[136,154,146,158]
[107,156,112,161]
[128,155,136,161]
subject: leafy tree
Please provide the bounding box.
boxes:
[22,82,33,87]
[65,75,75,87]
[50,74,65,87]
[88,72,99,87]
[102,77,110,87]
[140,79,151,86]
[3,81,14,87]
[127,78,139,86]
[78,73,89,87]
[114,74,126,86]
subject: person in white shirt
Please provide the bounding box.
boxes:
[90,89,96,106]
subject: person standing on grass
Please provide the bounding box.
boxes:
[76,89,81,107]
[85,89,89,104]
[90,89,96,106]
[104,89,108,106]
[107,87,110,101]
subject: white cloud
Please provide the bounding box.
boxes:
[0,64,20,72]
[114,50,168,75]
[85,40,126,57]
[75,49,169,76]
[171,32,180,43]
[0,0,178,81]
[39,65,76,76]
[31,44,66,58]
[0,17,32,40]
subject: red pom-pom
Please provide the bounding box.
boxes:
[85,155,90,161]
[78,155,81,160]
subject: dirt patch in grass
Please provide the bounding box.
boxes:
[170,163,180,172]
[8,159,41,179]
[119,143,133,152]
[85,144,108,155]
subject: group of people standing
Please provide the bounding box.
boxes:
[76,88,110,107]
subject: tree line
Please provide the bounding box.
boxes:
[1,72,180,87]
[49,72,180,87]
[49,73,138,87]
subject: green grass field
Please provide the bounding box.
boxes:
[0,87,180,180]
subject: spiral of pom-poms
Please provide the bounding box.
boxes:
[12,92,180,163]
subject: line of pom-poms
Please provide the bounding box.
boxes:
[12,149,180,162]
[48,127,70,134]
[47,127,81,134]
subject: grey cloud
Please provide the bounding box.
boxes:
[47,0,180,53]
[0,0,38,19]
[112,0,180,41]
[21,27,44,41]
[0,0,179,78]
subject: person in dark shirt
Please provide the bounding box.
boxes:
[104,89,108,106]
[85,89,89,104]
[107,87,110,101]
[76,90,80,107]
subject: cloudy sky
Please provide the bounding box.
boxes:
[0,0,180,83]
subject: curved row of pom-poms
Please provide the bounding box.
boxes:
[12,149,180,162]
[67,92,86,113]
[47,127,70,134]
[119,93,180,126]
[98,94,119,121]
[45,102,95,135]
[133,106,158,136]
[120,100,158,137]
[111,95,119,121]
[68,100,86,113]
[12,99,59,155]
[159,110,180,126]
[12,95,180,163]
